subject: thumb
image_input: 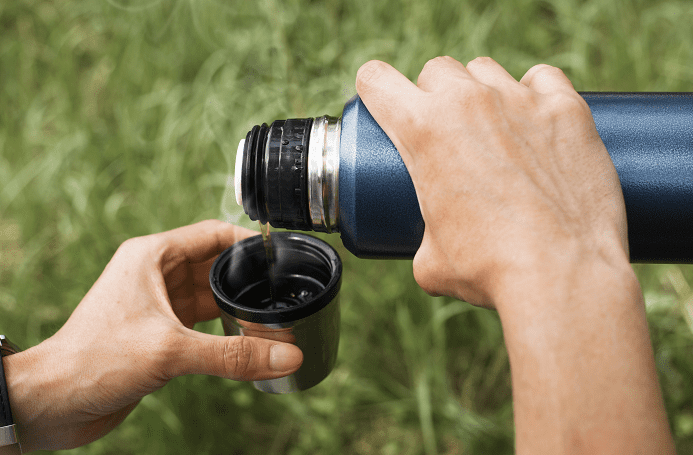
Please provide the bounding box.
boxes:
[172,332,303,381]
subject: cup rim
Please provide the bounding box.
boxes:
[209,232,342,324]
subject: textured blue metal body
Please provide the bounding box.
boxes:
[339,95,424,258]
[338,94,693,262]
[583,93,693,263]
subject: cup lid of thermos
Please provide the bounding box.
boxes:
[210,233,342,324]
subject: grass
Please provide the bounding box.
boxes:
[1,0,693,453]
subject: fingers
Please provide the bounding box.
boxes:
[464,56,519,89]
[417,58,575,99]
[417,56,519,94]
[416,56,472,92]
[520,64,576,95]
[158,219,257,269]
[171,331,303,381]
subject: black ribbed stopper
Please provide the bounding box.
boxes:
[241,118,313,230]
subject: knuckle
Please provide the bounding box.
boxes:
[466,56,496,68]
[419,56,461,87]
[224,337,254,379]
[114,236,148,262]
[530,63,554,72]
[529,63,562,77]
[423,55,456,70]
[118,236,140,252]
[108,235,160,275]
[530,64,578,92]
[118,232,160,255]
[356,60,387,91]
[549,92,591,118]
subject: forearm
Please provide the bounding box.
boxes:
[493,244,675,454]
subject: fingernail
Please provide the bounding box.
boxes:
[270,344,301,372]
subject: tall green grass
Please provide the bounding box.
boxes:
[1,0,693,453]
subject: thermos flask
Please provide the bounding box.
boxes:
[234,93,693,263]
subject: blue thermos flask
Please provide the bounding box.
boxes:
[234,93,693,263]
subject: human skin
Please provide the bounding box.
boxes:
[355,57,675,454]
[1,57,676,454]
[3,220,303,452]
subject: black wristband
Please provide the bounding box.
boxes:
[0,356,14,428]
[0,336,21,453]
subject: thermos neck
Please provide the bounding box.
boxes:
[235,116,341,233]
[307,116,340,233]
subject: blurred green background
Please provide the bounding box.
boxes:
[1,0,693,453]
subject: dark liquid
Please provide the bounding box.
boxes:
[255,222,320,310]
[233,276,321,310]
[259,221,277,304]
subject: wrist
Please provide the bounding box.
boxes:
[3,347,52,452]
[490,240,675,453]
[490,236,636,314]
